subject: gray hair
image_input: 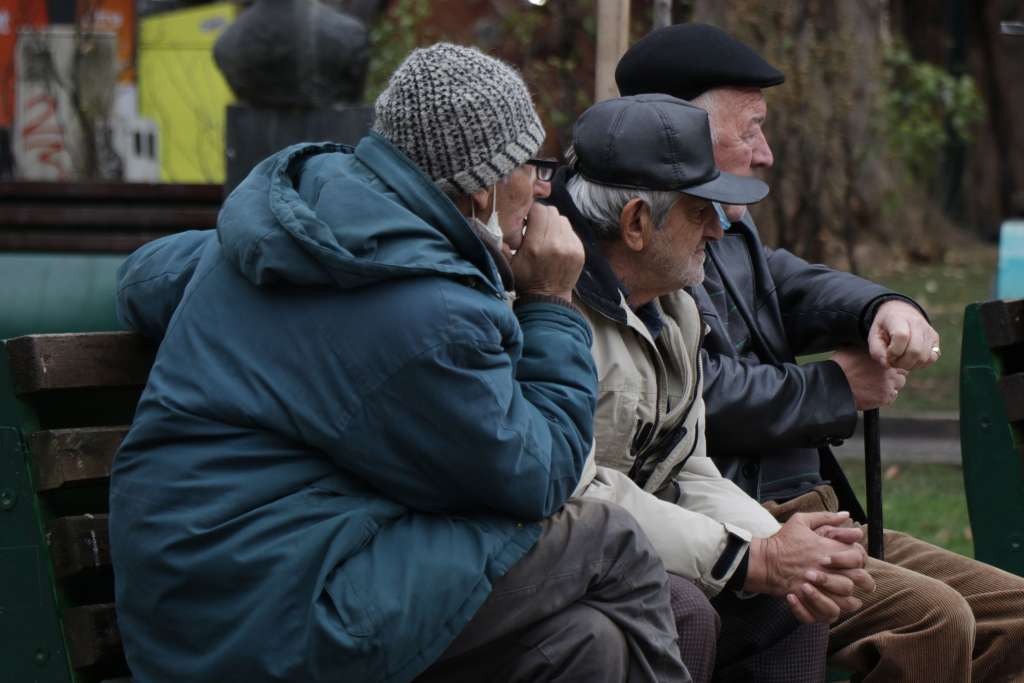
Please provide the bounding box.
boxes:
[566,173,682,242]
[689,89,721,144]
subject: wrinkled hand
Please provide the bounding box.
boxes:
[869,300,941,370]
[745,511,875,624]
[815,523,865,545]
[511,203,584,302]
[832,348,908,411]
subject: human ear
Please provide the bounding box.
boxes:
[470,187,493,217]
[619,198,653,252]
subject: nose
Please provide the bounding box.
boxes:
[751,129,774,169]
[704,214,724,242]
[533,178,552,199]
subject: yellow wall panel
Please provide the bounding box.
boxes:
[138,2,236,183]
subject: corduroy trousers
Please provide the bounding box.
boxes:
[765,485,1024,682]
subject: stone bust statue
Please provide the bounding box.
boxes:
[213,0,371,107]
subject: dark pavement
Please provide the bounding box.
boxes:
[831,413,962,465]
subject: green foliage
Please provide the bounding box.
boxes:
[364,0,434,103]
[503,5,546,48]
[362,0,595,150]
[499,1,596,150]
[882,46,985,184]
[842,461,974,558]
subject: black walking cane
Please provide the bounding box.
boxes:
[863,408,884,560]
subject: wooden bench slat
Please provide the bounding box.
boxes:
[48,515,112,578]
[0,179,222,202]
[6,332,154,395]
[62,604,124,669]
[0,204,218,230]
[28,426,127,491]
[980,299,1024,349]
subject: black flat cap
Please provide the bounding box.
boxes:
[572,94,768,205]
[616,23,784,101]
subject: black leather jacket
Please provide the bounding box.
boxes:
[689,213,916,521]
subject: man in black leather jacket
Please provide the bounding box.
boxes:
[616,22,1024,683]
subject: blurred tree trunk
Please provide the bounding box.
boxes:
[965,3,1024,237]
[690,0,888,267]
[653,0,672,29]
[870,0,1024,239]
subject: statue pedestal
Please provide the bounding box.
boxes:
[223,104,373,194]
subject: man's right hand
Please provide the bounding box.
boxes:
[832,348,908,411]
[510,203,584,302]
[744,511,875,624]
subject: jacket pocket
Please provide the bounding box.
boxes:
[323,559,380,638]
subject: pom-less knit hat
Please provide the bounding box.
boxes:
[373,43,545,197]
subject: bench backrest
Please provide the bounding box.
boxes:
[0,332,154,682]
[960,299,1024,576]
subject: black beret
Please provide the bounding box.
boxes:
[615,23,784,101]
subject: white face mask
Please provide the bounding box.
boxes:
[471,186,503,239]
[712,201,732,230]
[482,186,501,239]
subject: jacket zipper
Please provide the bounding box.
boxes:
[588,296,705,485]
[626,326,665,480]
[681,319,706,419]
[632,314,707,486]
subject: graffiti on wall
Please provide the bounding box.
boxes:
[17,91,70,178]
[13,27,118,181]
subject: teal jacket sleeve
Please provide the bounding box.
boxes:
[329,300,597,521]
[116,230,214,340]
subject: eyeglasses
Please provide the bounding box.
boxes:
[526,158,557,182]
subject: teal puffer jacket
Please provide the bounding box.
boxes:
[110,134,597,682]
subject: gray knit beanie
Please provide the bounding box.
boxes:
[373,43,545,197]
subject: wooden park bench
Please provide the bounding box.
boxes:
[0,328,908,683]
[0,332,153,682]
[960,298,1024,577]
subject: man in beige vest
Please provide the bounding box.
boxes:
[556,94,874,682]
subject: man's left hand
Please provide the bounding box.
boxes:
[868,300,940,371]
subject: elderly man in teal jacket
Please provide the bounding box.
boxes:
[109,44,687,682]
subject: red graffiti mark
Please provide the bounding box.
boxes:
[22,94,62,137]
[19,93,70,178]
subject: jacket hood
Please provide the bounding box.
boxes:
[217,133,502,293]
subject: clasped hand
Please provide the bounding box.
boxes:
[746,511,875,624]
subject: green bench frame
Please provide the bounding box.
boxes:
[0,332,152,682]
[960,299,1024,576]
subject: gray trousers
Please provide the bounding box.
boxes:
[415,498,691,683]
[712,590,828,682]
